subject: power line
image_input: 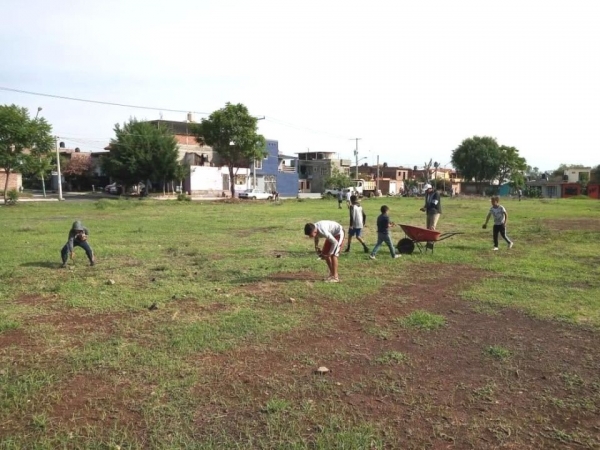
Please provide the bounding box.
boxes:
[1,85,356,144]
[0,86,209,115]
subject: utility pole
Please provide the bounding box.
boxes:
[376,155,380,194]
[55,137,63,201]
[350,138,361,180]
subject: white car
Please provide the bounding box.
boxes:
[238,189,273,200]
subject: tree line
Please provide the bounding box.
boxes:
[0,102,266,203]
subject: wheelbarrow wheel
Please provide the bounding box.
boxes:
[397,238,415,254]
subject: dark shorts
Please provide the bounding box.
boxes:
[349,228,362,237]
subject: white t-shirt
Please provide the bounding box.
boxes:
[315,220,344,241]
[489,205,507,225]
[345,190,351,201]
[349,204,364,229]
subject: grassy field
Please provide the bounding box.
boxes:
[1,196,599,449]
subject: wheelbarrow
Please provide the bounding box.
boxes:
[396,224,463,254]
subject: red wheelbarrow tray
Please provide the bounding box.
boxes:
[399,224,441,242]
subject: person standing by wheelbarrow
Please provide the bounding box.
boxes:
[420,184,442,230]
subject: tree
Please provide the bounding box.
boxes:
[0,104,53,204]
[324,168,353,190]
[174,163,191,193]
[62,155,93,191]
[103,119,179,193]
[22,154,54,197]
[497,146,527,184]
[192,103,266,197]
[525,165,541,180]
[591,165,600,183]
[451,136,501,192]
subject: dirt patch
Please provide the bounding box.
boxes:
[0,328,36,350]
[47,373,146,431]
[545,219,600,232]
[189,266,600,449]
[29,310,128,336]
[14,294,58,306]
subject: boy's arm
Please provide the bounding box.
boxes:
[349,205,354,227]
[483,212,492,227]
[503,210,508,225]
[362,211,366,226]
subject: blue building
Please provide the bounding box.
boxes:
[252,140,299,197]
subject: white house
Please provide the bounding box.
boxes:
[184,166,251,196]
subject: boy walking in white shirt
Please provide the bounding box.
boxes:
[482,196,514,251]
[345,195,369,253]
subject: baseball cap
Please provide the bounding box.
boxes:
[423,184,432,190]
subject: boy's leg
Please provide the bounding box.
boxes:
[77,241,95,264]
[383,234,396,258]
[323,256,334,277]
[331,255,339,279]
[499,225,512,245]
[370,234,384,257]
[492,225,500,248]
[345,231,353,251]
[357,236,369,252]
[60,244,69,266]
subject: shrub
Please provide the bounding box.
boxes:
[6,189,19,205]
[177,193,191,202]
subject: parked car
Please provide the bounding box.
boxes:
[238,189,273,200]
[105,183,122,195]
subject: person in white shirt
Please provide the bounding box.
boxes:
[304,220,345,283]
[482,195,513,251]
[345,189,352,208]
[345,195,369,253]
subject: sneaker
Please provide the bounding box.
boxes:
[90,261,95,266]
[363,247,370,253]
[493,247,499,251]
[324,277,339,283]
[61,262,67,268]
[394,255,401,259]
[369,255,376,260]
[508,242,514,249]
[344,248,350,253]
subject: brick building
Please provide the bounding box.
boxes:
[0,170,22,192]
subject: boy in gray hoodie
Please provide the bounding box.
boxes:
[61,221,95,267]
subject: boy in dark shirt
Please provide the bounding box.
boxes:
[61,221,95,267]
[369,205,400,260]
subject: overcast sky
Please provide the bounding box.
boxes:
[1,0,598,170]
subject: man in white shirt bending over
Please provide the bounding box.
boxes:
[304,220,345,283]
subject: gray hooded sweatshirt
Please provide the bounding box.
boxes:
[66,221,90,252]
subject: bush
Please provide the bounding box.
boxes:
[6,189,19,205]
[177,193,191,202]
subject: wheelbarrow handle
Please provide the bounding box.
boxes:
[437,232,464,241]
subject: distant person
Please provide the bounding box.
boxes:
[369,205,400,260]
[518,188,523,201]
[482,195,513,251]
[61,221,95,268]
[420,184,442,230]
[337,190,343,209]
[345,195,369,253]
[304,220,345,283]
[345,189,352,208]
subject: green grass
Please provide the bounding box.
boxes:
[1,196,599,448]
[397,310,447,330]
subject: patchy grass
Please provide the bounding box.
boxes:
[1,197,600,448]
[397,310,446,330]
[485,345,512,360]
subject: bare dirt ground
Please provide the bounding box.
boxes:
[545,218,600,232]
[2,267,599,448]
[191,266,600,449]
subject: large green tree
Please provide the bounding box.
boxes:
[0,104,53,203]
[497,145,527,183]
[102,119,179,193]
[324,168,353,190]
[192,103,266,196]
[451,136,501,192]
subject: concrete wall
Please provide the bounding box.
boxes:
[186,166,251,195]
